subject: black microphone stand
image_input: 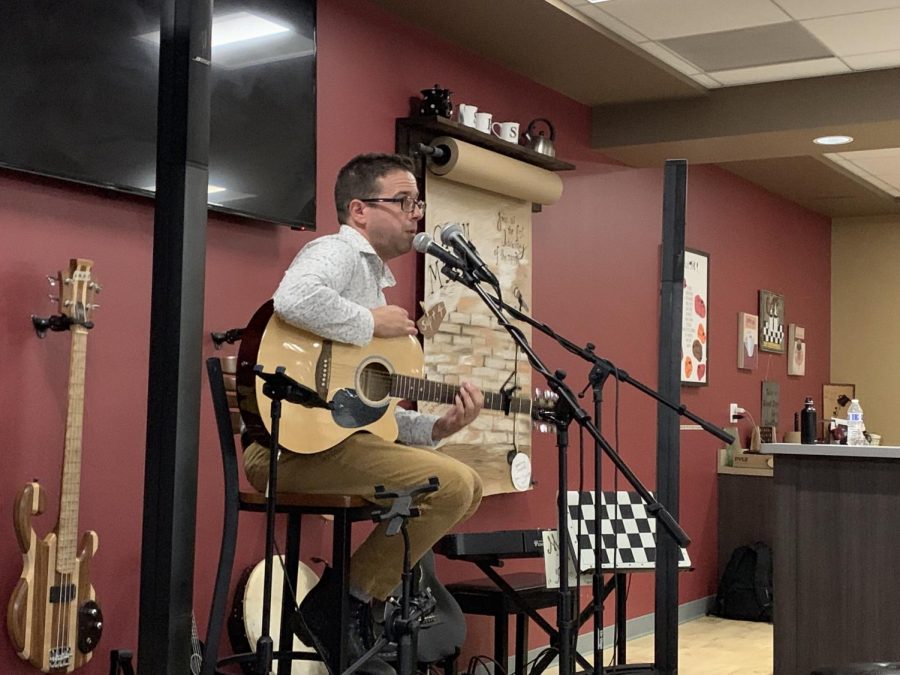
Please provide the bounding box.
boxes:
[483,291,734,672]
[252,365,333,675]
[438,265,692,675]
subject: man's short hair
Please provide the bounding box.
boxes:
[334,153,415,223]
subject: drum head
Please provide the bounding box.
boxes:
[242,556,327,675]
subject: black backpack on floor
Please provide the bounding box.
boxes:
[712,542,773,622]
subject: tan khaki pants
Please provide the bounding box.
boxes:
[243,434,483,600]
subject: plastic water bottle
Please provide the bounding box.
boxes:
[846,399,866,446]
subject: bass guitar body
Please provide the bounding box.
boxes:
[7,482,102,673]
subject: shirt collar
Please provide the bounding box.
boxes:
[338,224,396,290]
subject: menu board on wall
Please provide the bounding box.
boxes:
[681,249,709,385]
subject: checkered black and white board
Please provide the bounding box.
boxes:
[565,490,691,571]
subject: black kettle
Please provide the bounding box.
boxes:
[523,118,556,157]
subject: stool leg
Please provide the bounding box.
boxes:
[514,613,528,675]
[278,512,302,675]
[493,613,508,675]
[329,510,353,675]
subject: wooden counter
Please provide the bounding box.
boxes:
[763,443,900,674]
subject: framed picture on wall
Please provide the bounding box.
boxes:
[823,383,855,420]
[788,323,806,376]
[681,249,709,386]
[759,289,785,353]
[737,312,759,370]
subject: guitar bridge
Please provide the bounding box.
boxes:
[49,646,73,669]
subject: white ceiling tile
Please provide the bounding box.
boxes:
[578,5,649,42]
[638,41,702,75]
[843,49,900,70]
[802,8,900,56]
[708,57,850,85]
[598,0,790,40]
[773,0,900,21]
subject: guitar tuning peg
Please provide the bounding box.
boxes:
[48,294,59,304]
[46,275,57,287]
[89,304,100,310]
[88,281,102,293]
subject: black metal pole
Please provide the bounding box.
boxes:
[138,0,211,673]
[654,159,688,675]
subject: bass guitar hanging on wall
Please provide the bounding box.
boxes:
[7,258,104,673]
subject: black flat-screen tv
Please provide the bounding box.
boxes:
[1,0,316,229]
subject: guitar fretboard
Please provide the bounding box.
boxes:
[57,327,88,574]
[391,374,531,415]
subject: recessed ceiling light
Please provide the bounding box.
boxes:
[587,0,612,3]
[813,135,854,146]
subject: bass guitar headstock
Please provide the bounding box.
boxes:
[32,258,101,337]
[58,258,100,328]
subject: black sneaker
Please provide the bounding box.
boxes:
[291,566,395,675]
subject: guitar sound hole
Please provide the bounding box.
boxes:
[359,362,391,403]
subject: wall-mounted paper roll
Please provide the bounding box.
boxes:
[426,136,563,205]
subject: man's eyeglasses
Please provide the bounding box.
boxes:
[360,196,426,214]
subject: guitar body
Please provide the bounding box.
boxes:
[7,482,101,673]
[238,300,424,455]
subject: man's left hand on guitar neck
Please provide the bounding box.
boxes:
[431,381,484,441]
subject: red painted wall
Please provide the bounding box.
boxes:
[0,0,829,671]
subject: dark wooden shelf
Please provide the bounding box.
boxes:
[396,116,575,172]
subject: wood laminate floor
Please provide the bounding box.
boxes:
[545,616,773,675]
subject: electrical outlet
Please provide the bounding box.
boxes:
[729,403,740,424]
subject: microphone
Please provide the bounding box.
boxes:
[440,223,499,286]
[413,232,466,271]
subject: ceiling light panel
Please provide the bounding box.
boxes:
[596,0,791,40]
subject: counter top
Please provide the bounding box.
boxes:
[762,442,900,459]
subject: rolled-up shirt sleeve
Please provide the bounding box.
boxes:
[395,408,440,447]
[273,238,375,346]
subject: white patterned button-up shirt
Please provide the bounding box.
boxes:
[273,225,438,446]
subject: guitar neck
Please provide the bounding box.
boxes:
[57,327,88,574]
[391,374,531,415]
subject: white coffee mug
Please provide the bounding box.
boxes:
[474,111,492,133]
[458,104,477,127]
[491,121,519,143]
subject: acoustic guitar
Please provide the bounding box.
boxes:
[7,259,103,673]
[236,300,553,455]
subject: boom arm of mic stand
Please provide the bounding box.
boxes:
[481,292,734,447]
[438,267,690,547]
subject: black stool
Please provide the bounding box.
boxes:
[445,572,569,675]
[812,664,900,674]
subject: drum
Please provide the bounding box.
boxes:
[228,556,327,675]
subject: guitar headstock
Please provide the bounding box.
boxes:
[532,387,559,434]
[58,258,100,328]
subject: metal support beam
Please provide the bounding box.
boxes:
[138,0,211,672]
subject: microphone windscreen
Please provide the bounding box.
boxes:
[413,232,432,253]
[440,222,463,245]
